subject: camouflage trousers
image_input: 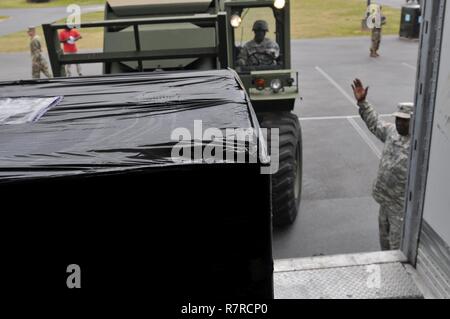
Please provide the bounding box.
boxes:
[66,64,82,77]
[371,28,382,52]
[378,205,403,251]
[32,56,51,79]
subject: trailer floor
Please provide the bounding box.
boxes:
[274,251,424,299]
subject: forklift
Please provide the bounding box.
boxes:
[43,0,302,227]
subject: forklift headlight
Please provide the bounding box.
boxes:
[230,15,242,28]
[270,79,283,93]
[274,0,286,9]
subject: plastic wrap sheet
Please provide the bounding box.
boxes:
[0,70,268,182]
[0,96,63,124]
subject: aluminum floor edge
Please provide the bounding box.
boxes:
[274,251,424,299]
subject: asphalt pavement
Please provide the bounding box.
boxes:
[272,35,418,258]
[0,35,419,259]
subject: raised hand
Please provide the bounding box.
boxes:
[351,78,369,103]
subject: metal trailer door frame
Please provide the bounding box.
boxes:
[402,0,447,265]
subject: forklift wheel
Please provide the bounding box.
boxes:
[260,112,303,227]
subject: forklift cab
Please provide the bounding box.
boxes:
[224,0,290,71]
[224,0,297,111]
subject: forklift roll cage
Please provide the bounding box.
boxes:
[42,0,292,79]
[43,13,230,77]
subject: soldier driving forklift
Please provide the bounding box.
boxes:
[237,20,280,67]
[43,0,302,227]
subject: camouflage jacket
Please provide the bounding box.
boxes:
[238,38,280,66]
[358,101,411,212]
[30,36,43,61]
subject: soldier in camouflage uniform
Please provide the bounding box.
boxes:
[27,26,51,79]
[237,20,280,67]
[352,79,413,250]
[369,5,386,58]
[371,27,382,57]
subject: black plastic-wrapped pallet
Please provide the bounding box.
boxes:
[0,70,273,299]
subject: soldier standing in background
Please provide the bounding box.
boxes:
[352,79,413,250]
[368,4,386,57]
[371,23,381,57]
[237,20,280,67]
[27,26,51,79]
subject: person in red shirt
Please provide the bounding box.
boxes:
[59,26,83,76]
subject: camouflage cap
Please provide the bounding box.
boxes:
[393,102,414,119]
[253,20,269,32]
[28,26,36,31]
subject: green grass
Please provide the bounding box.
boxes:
[292,0,401,39]
[0,16,9,21]
[0,0,401,53]
[0,11,103,53]
[0,0,104,9]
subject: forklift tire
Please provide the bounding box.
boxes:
[259,112,303,227]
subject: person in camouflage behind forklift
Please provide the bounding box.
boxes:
[368,4,387,58]
[352,79,413,250]
[27,26,51,79]
[237,20,280,67]
[371,26,381,57]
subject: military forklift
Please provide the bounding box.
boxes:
[43,0,302,227]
